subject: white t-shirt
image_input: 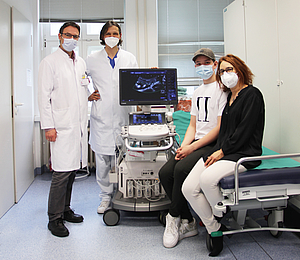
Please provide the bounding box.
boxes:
[190,81,228,140]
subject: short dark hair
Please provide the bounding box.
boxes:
[59,21,80,35]
[100,21,123,46]
[216,54,254,91]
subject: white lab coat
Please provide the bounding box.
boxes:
[86,48,138,155]
[38,48,89,172]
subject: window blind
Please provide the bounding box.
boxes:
[39,0,124,22]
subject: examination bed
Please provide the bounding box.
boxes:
[170,110,300,251]
[207,147,300,251]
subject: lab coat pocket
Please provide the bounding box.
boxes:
[52,108,72,130]
[90,100,102,119]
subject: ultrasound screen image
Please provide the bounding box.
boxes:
[119,69,177,106]
[134,75,166,93]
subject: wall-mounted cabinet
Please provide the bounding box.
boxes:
[223,0,300,154]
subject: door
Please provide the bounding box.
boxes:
[223,0,246,60]
[277,0,300,154]
[0,0,14,218]
[223,0,281,152]
[243,0,280,151]
[12,7,34,202]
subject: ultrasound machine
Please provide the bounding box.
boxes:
[103,68,178,226]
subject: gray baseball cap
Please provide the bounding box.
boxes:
[192,48,215,62]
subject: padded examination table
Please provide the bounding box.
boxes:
[220,147,300,197]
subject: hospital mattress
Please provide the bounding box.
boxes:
[219,147,300,202]
[220,147,300,188]
[209,147,300,245]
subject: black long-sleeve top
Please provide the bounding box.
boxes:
[203,85,265,169]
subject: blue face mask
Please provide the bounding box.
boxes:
[195,65,214,80]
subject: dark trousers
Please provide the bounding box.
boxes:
[48,170,76,222]
[159,143,215,222]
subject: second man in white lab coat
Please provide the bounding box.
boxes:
[86,21,138,214]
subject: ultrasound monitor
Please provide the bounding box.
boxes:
[119,68,178,107]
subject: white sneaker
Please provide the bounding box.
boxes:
[163,213,181,248]
[179,218,198,240]
[97,200,110,214]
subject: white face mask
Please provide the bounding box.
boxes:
[105,37,119,48]
[221,72,239,89]
[195,65,214,80]
[62,38,77,52]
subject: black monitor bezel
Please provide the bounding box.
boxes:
[119,68,178,106]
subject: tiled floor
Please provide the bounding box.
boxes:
[1,171,300,260]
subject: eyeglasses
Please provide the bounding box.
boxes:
[61,33,80,40]
[219,67,234,75]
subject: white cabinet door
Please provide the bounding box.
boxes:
[244,0,281,151]
[12,7,34,202]
[223,0,246,60]
[277,0,300,154]
[0,0,14,218]
[223,0,281,152]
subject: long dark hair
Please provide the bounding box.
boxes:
[99,21,123,46]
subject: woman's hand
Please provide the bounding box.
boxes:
[204,149,224,167]
[88,90,100,101]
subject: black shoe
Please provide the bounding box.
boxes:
[208,224,226,257]
[64,209,84,223]
[48,218,69,237]
[208,235,223,257]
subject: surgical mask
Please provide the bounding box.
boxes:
[62,38,77,52]
[105,37,119,48]
[195,65,214,80]
[221,72,239,89]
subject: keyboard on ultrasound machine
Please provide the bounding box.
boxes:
[128,124,170,141]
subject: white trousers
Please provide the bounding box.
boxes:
[95,153,115,201]
[182,158,246,234]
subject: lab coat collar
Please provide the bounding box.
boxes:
[58,46,77,62]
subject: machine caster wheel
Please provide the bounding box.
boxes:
[103,208,120,226]
[158,210,168,226]
[206,233,213,252]
[267,212,283,238]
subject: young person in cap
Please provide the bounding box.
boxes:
[159,48,228,248]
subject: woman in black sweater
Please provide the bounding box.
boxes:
[182,54,265,257]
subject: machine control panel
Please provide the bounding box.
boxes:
[126,124,170,141]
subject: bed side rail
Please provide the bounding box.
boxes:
[233,153,300,205]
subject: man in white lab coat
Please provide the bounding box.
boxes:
[86,21,138,214]
[38,21,89,237]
